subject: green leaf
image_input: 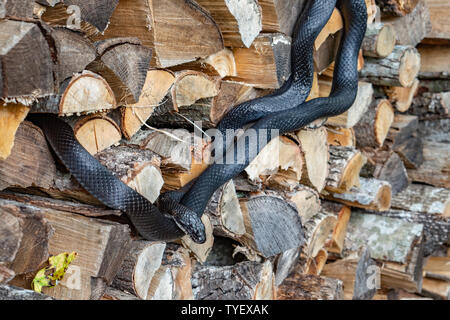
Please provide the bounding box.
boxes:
[31,252,77,293]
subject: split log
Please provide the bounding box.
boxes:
[344,209,425,292]
[48,27,96,85]
[238,194,304,258]
[66,114,122,155]
[423,0,450,43]
[421,277,450,300]
[321,248,378,300]
[2,197,132,300]
[409,91,450,120]
[0,285,54,300]
[112,241,166,300]
[41,0,119,33]
[169,49,237,78]
[313,9,343,74]
[354,99,394,148]
[391,183,450,216]
[0,20,54,102]
[382,0,431,46]
[273,248,301,286]
[362,23,396,58]
[277,273,344,300]
[385,114,424,169]
[296,127,329,193]
[0,103,30,160]
[263,186,321,224]
[326,146,367,194]
[90,0,224,68]
[196,0,307,47]
[1,0,35,19]
[384,78,419,112]
[96,145,164,203]
[360,45,421,87]
[245,136,303,192]
[417,45,450,79]
[147,244,193,300]
[376,0,420,16]
[326,127,356,147]
[322,201,352,254]
[407,138,450,188]
[423,256,450,281]
[120,69,175,140]
[204,180,245,239]
[180,214,214,264]
[302,212,337,259]
[88,40,153,105]
[360,150,409,195]
[127,128,210,191]
[31,71,117,116]
[0,199,53,278]
[101,287,139,300]
[227,33,291,89]
[191,260,275,300]
[0,192,121,219]
[323,177,392,212]
[363,208,449,256]
[320,80,374,128]
[0,121,57,191]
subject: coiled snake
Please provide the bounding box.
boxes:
[30,0,367,244]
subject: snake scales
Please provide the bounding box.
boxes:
[30,0,367,244]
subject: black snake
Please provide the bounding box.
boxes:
[30,0,367,244]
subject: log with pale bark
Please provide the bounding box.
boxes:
[326,146,367,194]
[0,285,54,300]
[354,99,394,148]
[323,177,392,212]
[384,78,419,112]
[363,208,449,256]
[382,0,431,46]
[391,183,450,216]
[344,209,425,292]
[362,23,396,58]
[89,0,224,68]
[360,45,421,87]
[191,260,275,300]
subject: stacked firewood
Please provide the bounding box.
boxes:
[0,0,448,300]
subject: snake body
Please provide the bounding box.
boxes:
[30,0,367,244]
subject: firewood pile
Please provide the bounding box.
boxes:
[0,0,448,301]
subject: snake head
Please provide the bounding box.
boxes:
[158,194,206,244]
